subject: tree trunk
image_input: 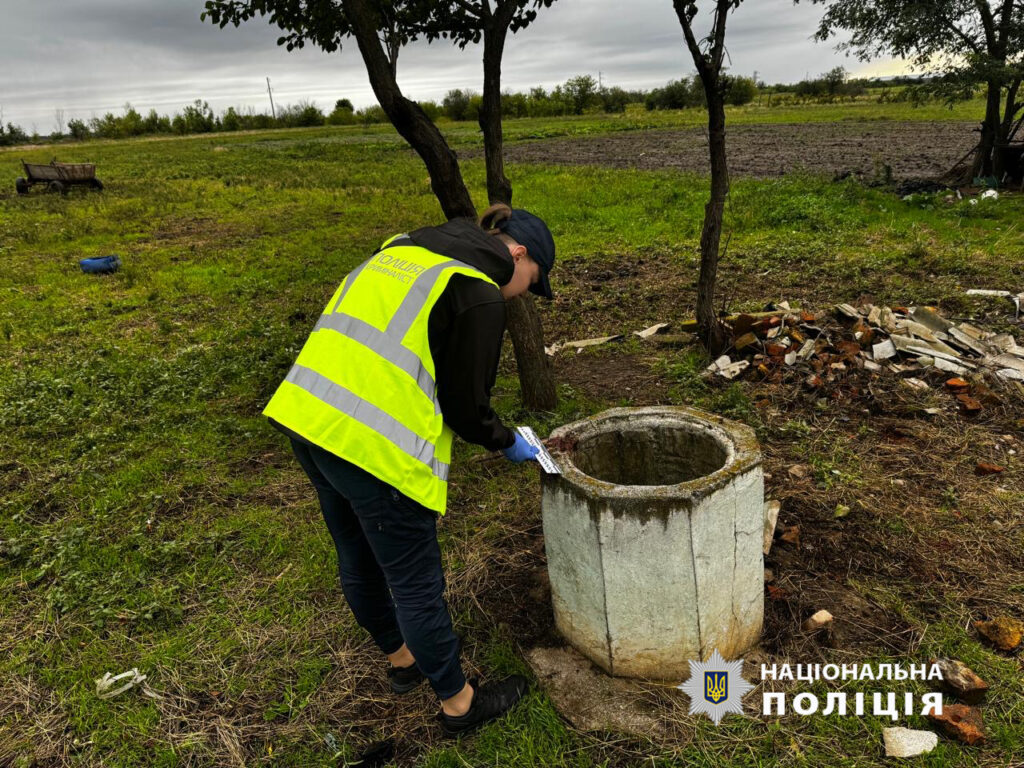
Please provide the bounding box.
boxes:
[479,18,557,411]
[1002,77,1022,140]
[480,26,513,206]
[695,82,731,356]
[505,293,557,410]
[343,0,474,219]
[996,76,1022,180]
[972,79,1003,182]
[674,0,733,357]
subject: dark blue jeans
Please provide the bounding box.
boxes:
[290,438,465,700]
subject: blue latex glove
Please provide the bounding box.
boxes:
[502,432,540,463]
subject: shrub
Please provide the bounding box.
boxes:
[355,105,387,124]
[418,100,441,122]
[442,89,476,121]
[67,119,90,141]
[326,99,356,125]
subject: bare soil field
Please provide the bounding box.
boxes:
[496,120,979,179]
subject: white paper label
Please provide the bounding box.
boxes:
[516,426,561,474]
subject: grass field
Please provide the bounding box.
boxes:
[1,100,1022,767]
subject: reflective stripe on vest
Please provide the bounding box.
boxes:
[284,364,450,480]
[263,235,499,513]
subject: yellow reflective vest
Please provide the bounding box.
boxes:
[263,234,499,514]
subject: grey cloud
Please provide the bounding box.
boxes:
[1,0,877,132]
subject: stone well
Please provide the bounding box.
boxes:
[541,406,764,680]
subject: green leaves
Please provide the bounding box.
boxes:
[200,0,560,57]
[798,0,1023,69]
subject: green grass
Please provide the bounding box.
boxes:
[1,106,1022,766]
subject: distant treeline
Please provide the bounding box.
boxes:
[0,123,31,147]
[0,70,962,146]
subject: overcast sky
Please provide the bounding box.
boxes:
[1,0,909,133]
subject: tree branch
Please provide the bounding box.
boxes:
[673,0,710,78]
[997,0,1015,46]
[935,10,984,55]
[494,0,517,27]
[973,0,998,51]
[711,0,731,70]
[452,0,483,19]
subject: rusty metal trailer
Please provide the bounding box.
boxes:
[15,160,103,194]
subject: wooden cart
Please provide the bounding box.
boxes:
[15,160,103,195]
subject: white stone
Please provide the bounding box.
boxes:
[634,323,670,339]
[541,407,764,680]
[882,727,938,757]
[802,609,833,631]
[718,360,750,380]
[873,340,897,360]
[990,354,1024,373]
[965,288,1011,297]
[707,355,731,372]
[763,500,781,555]
[933,356,969,374]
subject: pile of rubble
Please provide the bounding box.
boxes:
[702,295,1024,404]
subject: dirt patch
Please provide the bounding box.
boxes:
[149,216,255,249]
[493,121,979,180]
[554,350,672,406]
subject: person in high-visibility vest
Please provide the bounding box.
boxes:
[264,203,555,737]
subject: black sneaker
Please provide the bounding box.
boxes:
[388,662,425,694]
[437,675,529,738]
[387,636,464,695]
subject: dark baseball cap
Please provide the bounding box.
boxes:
[497,209,555,299]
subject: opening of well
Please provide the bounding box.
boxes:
[572,424,729,486]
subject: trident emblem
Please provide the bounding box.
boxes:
[704,671,728,704]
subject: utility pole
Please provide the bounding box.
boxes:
[598,71,603,89]
[266,77,276,120]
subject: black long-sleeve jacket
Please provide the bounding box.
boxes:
[410,217,518,452]
[272,218,517,453]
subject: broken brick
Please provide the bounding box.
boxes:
[956,394,983,414]
[851,322,875,345]
[975,462,1005,476]
[837,341,861,359]
[805,374,824,390]
[927,704,986,746]
[753,316,783,335]
[766,585,790,601]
